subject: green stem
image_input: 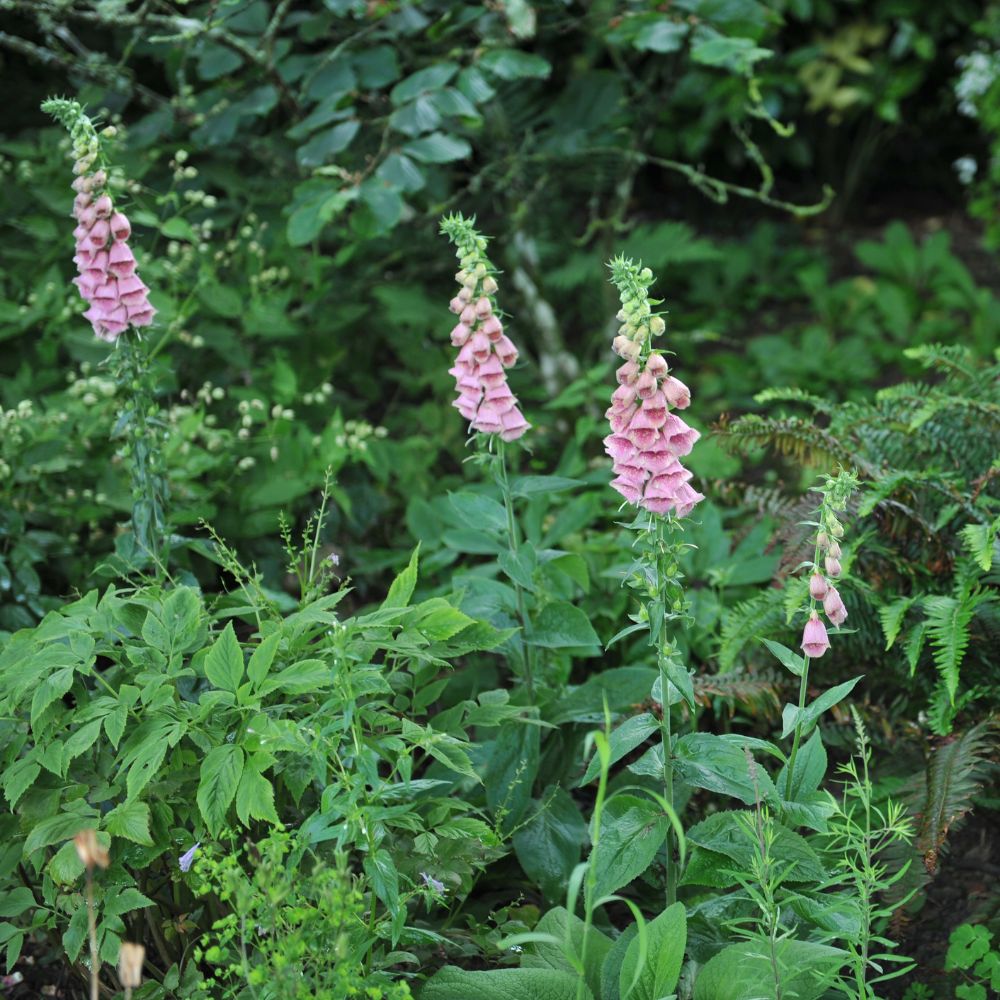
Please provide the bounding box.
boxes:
[654,518,676,906]
[115,333,169,570]
[784,533,825,800]
[577,736,609,1000]
[496,441,534,696]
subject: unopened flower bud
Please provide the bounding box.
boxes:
[830,520,845,538]
[118,942,145,989]
[612,336,640,361]
[817,531,829,549]
[482,276,498,295]
[649,316,666,336]
[823,585,848,626]
[825,556,842,578]
[74,829,110,870]
[809,573,828,600]
[827,540,842,559]
[475,296,492,319]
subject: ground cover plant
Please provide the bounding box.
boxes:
[0,3,999,998]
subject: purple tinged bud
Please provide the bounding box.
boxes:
[823,586,848,626]
[809,573,828,600]
[825,556,842,578]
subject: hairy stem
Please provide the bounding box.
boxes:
[497,441,534,695]
[86,871,99,1000]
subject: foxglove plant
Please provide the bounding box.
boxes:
[42,98,168,563]
[440,214,535,691]
[605,256,703,905]
[785,470,859,797]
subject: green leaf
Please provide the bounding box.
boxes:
[402,132,471,163]
[528,602,600,650]
[204,622,244,693]
[685,810,827,884]
[513,789,587,902]
[945,923,992,971]
[479,49,552,80]
[197,745,245,837]
[633,19,689,53]
[103,886,155,920]
[690,34,772,72]
[62,718,103,773]
[485,723,540,835]
[391,63,460,105]
[259,658,331,696]
[694,940,844,1000]
[777,729,826,801]
[422,967,591,1000]
[510,475,582,498]
[0,888,35,919]
[781,676,863,739]
[24,812,98,857]
[103,800,153,846]
[248,632,280,687]
[522,907,611,1000]
[672,733,779,806]
[3,759,40,809]
[30,667,73,729]
[382,545,420,609]
[364,848,399,914]
[286,184,355,246]
[761,638,805,677]
[296,120,360,167]
[589,794,668,901]
[580,713,658,786]
[620,901,686,1000]
[235,759,279,826]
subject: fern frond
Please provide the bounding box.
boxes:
[713,414,862,469]
[879,596,917,650]
[693,672,782,717]
[910,721,998,874]
[753,387,834,412]
[719,591,786,670]
[922,589,995,705]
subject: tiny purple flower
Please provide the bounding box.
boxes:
[420,871,446,894]
[178,842,200,872]
[327,553,340,567]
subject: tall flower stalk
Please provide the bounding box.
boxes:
[605,257,703,904]
[42,98,168,564]
[440,214,534,691]
[785,471,859,798]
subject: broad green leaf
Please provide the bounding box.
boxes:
[781,676,862,739]
[197,745,245,836]
[204,622,244,693]
[580,713,658,786]
[620,901,686,1000]
[382,545,420,609]
[549,668,656,725]
[390,63,460,105]
[235,760,279,826]
[364,849,399,913]
[528,602,600,650]
[30,667,73,729]
[103,800,153,846]
[248,632,280,687]
[104,886,155,920]
[485,723,540,834]
[403,132,471,163]
[422,967,591,1000]
[513,789,587,901]
[479,49,552,80]
[522,906,611,1000]
[259,658,331,696]
[24,811,98,857]
[672,733,779,805]
[296,120,359,167]
[510,475,582,498]
[777,729,826,801]
[694,940,844,1000]
[61,718,103,773]
[761,638,805,677]
[589,794,668,901]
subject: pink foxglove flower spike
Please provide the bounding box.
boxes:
[440,214,529,442]
[604,256,703,518]
[43,98,155,342]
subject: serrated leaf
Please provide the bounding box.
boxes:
[204,622,244,693]
[235,760,278,826]
[197,745,245,836]
[104,800,153,846]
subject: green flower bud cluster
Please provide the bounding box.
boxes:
[41,98,108,176]
[607,254,667,363]
[439,211,499,307]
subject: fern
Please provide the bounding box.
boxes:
[719,591,786,670]
[910,721,998,874]
[879,596,917,650]
[922,587,995,708]
[960,518,999,572]
[713,414,862,469]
